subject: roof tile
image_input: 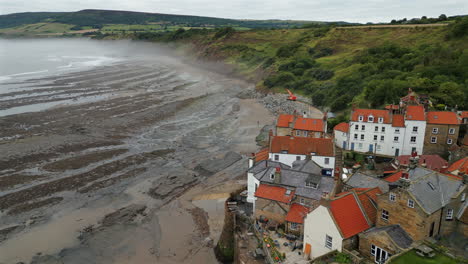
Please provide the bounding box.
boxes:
[330,193,370,238]
[351,109,391,124]
[427,111,459,125]
[405,105,426,121]
[334,122,349,133]
[294,118,324,132]
[254,184,295,204]
[392,114,405,127]
[270,136,334,156]
[285,203,310,224]
[277,114,295,128]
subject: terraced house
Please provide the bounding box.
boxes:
[423,111,460,156]
[276,114,327,138]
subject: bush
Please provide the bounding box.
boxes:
[276,43,301,57]
[213,27,235,39]
[305,68,334,80]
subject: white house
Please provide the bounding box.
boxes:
[333,122,349,149]
[402,105,426,155]
[346,108,426,157]
[268,136,335,176]
[303,188,380,259]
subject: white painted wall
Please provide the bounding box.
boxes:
[269,153,306,167]
[312,156,335,174]
[333,130,348,149]
[247,172,259,205]
[303,206,343,259]
[402,120,426,155]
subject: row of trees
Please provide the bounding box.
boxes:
[390,14,450,24]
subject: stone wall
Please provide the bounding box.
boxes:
[255,197,290,223]
[424,124,459,155]
[376,188,442,241]
[359,231,401,261]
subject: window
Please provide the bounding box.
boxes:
[325,235,333,249]
[462,193,466,202]
[378,117,384,123]
[407,199,414,208]
[374,135,378,141]
[296,130,301,136]
[325,158,330,165]
[358,115,363,121]
[382,209,389,221]
[394,136,399,142]
[447,139,453,145]
[431,137,437,143]
[361,125,365,131]
[274,154,279,161]
[358,143,363,148]
[375,126,379,132]
[368,116,374,122]
[296,156,301,161]
[449,128,455,135]
[381,127,385,132]
[413,126,418,133]
[303,131,308,137]
[361,134,364,140]
[410,136,416,143]
[290,222,298,230]
[306,181,318,189]
[300,198,305,205]
[354,134,358,139]
[389,193,396,202]
[371,245,376,256]
[395,128,400,134]
[270,173,275,180]
[380,135,384,141]
[355,125,359,130]
[446,209,454,220]
[432,128,438,134]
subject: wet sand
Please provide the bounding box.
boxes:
[0,51,277,263]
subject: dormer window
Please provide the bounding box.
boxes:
[378,117,384,123]
[358,115,364,121]
[368,116,374,122]
[270,173,275,180]
[306,182,318,189]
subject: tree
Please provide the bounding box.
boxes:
[439,14,447,21]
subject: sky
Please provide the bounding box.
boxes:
[0,0,467,23]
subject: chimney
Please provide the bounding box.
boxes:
[401,172,409,180]
[274,167,281,184]
[268,129,273,152]
[248,153,255,168]
[463,174,468,185]
[440,166,448,174]
[303,111,307,118]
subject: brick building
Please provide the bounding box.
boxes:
[424,111,460,156]
[276,114,326,138]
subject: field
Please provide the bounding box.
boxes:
[0,22,73,34]
[389,250,460,264]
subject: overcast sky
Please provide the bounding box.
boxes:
[0,0,466,23]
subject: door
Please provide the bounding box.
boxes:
[343,141,346,149]
[351,143,355,151]
[429,222,435,237]
[369,144,373,152]
[304,243,311,256]
[375,246,390,264]
[395,148,399,157]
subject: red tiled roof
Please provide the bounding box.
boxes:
[385,104,399,110]
[254,184,295,204]
[330,193,370,239]
[294,118,324,132]
[285,203,310,224]
[255,148,269,162]
[427,111,459,125]
[392,114,405,127]
[448,157,468,175]
[270,136,334,156]
[351,109,391,123]
[334,122,349,133]
[397,155,448,171]
[277,114,295,128]
[357,190,380,225]
[405,105,425,121]
[461,111,468,119]
[384,171,403,183]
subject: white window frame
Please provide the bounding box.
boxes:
[270,173,275,180]
[410,136,416,143]
[358,115,364,122]
[380,135,384,141]
[358,143,363,149]
[325,235,333,249]
[375,126,379,132]
[461,193,466,202]
[407,199,414,208]
[432,128,439,134]
[378,117,384,123]
[300,198,305,205]
[449,128,455,135]
[306,182,318,189]
[389,193,396,202]
[413,126,418,133]
[325,157,330,165]
[447,139,453,145]
[446,209,453,220]
[274,154,279,161]
[362,125,365,131]
[374,135,378,141]
[382,209,389,221]
[303,131,308,137]
[394,136,399,142]
[290,222,298,230]
[368,116,374,122]
[371,245,376,256]
[354,134,358,139]
[296,156,301,161]
[355,124,359,130]
[361,134,364,140]
[395,128,400,134]
[296,130,301,136]
[381,127,385,132]
[431,137,437,144]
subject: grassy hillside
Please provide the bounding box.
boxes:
[147,20,468,120]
